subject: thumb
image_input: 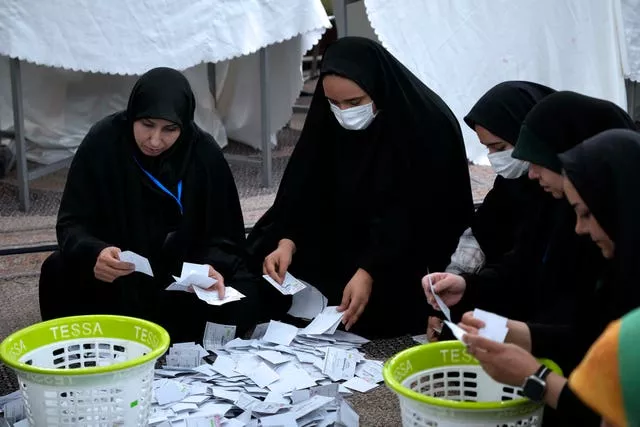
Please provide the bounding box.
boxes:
[433,278,451,294]
[109,247,121,259]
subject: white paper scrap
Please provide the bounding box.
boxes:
[301,306,343,335]
[322,347,357,381]
[429,274,451,322]
[262,272,306,295]
[262,320,299,346]
[341,377,378,392]
[204,322,237,351]
[473,308,509,343]
[119,250,154,277]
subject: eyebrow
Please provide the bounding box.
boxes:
[483,141,505,147]
[328,96,365,104]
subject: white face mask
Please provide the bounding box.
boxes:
[487,148,530,179]
[329,101,377,130]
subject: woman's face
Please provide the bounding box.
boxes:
[323,75,376,112]
[474,125,514,153]
[133,118,181,157]
[529,164,564,198]
[563,176,615,259]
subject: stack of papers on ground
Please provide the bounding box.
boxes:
[149,307,380,426]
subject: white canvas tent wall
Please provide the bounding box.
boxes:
[0,0,331,210]
[334,0,633,164]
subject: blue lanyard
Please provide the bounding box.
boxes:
[134,158,183,214]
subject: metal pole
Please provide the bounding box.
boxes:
[207,62,217,109]
[332,0,348,38]
[9,58,30,211]
[259,48,273,187]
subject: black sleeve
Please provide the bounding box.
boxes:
[528,323,573,357]
[196,144,249,279]
[449,248,536,321]
[56,135,110,273]
[554,384,600,426]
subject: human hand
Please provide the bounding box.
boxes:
[422,272,466,309]
[458,311,485,336]
[338,269,373,330]
[206,265,226,299]
[427,316,444,342]
[263,239,295,284]
[464,334,540,387]
[94,246,135,283]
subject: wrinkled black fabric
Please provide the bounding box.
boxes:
[247,37,473,338]
[464,81,555,263]
[42,68,271,342]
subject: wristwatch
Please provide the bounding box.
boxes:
[522,365,551,402]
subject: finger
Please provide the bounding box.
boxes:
[216,283,226,299]
[264,258,280,283]
[461,312,485,329]
[211,270,225,287]
[467,345,492,363]
[345,301,367,331]
[337,289,351,313]
[343,295,364,326]
[458,324,479,335]
[105,257,135,271]
[463,334,504,352]
[277,259,288,282]
[421,277,434,297]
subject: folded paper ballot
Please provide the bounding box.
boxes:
[262,272,306,295]
[119,250,154,277]
[165,262,245,306]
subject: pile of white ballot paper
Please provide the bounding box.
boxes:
[0,306,380,426]
[148,306,382,426]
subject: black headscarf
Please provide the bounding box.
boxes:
[127,67,196,188]
[247,38,472,336]
[513,91,637,172]
[464,81,555,261]
[464,81,556,145]
[560,129,640,316]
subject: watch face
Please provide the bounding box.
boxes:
[523,377,545,401]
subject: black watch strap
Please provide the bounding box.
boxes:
[535,365,551,381]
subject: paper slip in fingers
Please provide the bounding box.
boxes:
[444,320,467,342]
[193,285,245,306]
[169,262,217,290]
[119,250,154,277]
[301,306,343,335]
[262,272,306,295]
[473,308,509,343]
[429,275,451,322]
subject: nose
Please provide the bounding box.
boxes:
[148,129,162,148]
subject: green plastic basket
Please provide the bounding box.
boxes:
[383,341,562,427]
[0,315,170,426]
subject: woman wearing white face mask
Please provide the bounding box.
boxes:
[247,37,473,339]
[446,81,555,276]
[425,81,555,340]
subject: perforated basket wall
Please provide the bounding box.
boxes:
[0,315,170,426]
[383,341,562,427]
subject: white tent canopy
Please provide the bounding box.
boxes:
[0,0,330,155]
[342,0,633,163]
